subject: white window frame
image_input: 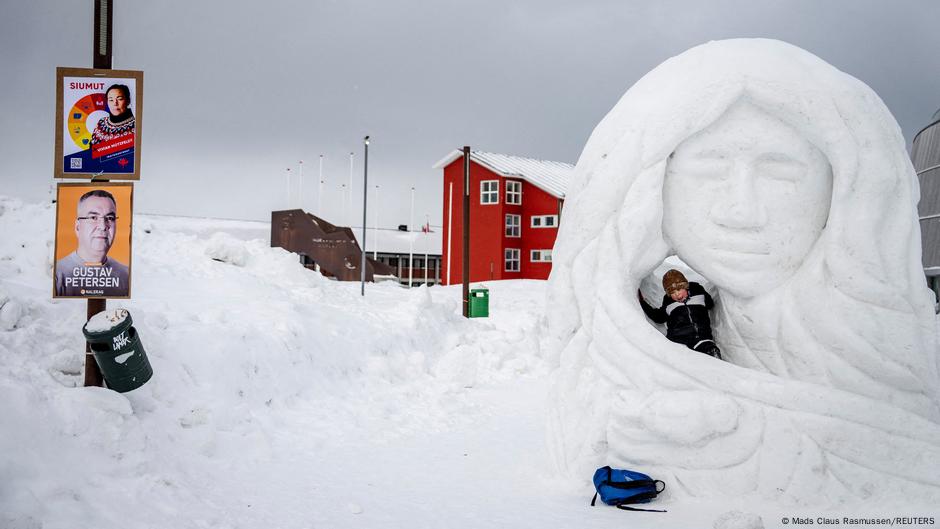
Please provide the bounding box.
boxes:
[504,248,520,272]
[481,180,499,205]
[505,214,521,237]
[531,214,558,228]
[506,180,522,205]
[530,249,552,262]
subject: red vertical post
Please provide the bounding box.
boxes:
[462,146,470,318]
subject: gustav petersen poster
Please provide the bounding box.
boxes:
[53,183,133,299]
[54,67,143,180]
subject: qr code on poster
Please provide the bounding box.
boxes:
[70,158,82,169]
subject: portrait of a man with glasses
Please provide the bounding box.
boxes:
[54,189,129,297]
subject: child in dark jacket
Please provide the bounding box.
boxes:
[637,269,722,359]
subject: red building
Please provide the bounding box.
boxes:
[433,150,574,284]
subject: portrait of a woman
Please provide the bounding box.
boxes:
[90,83,135,147]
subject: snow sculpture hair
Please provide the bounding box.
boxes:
[546,39,940,502]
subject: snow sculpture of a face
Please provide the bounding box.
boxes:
[544,39,940,506]
[663,100,832,298]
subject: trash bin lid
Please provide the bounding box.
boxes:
[86,309,130,332]
[83,308,133,341]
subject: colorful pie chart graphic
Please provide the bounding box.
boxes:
[66,93,107,149]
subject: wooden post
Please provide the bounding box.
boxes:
[462,146,470,318]
[93,0,113,70]
[84,298,106,387]
[85,0,113,387]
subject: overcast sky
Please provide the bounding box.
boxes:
[2,0,938,228]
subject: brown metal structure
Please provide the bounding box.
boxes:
[271,209,394,281]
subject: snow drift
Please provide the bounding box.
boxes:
[545,38,940,504]
[0,197,549,528]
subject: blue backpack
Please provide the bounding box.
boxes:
[590,466,666,512]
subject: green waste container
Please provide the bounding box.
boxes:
[82,309,153,393]
[469,288,489,318]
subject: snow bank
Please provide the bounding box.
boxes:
[0,196,549,527]
[545,39,940,505]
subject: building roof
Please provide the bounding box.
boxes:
[432,149,574,199]
[359,226,442,256]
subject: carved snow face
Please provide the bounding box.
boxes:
[663,100,832,298]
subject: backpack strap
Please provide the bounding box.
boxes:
[613,487,667,512]
[616,503,667,513]
[604,479,658,490]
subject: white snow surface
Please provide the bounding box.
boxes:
[85,308,129,333]
[546,38,940,510]
[1,193,937,528]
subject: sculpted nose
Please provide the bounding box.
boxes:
[709,163,767,229]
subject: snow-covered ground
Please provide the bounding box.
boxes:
[1,196,937,529]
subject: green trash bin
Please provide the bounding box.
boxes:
[82,309,153,393]
[469,288,489,318]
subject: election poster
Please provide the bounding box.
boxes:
[54,67,143,180]
[53,183,133,299]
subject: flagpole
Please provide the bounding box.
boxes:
[298,160,304,210]
[424,213,429,285]
[285,167,291,208]
[360,137,370,296]
[318,154,323,215]
[348,152,354,226]
[408,186,415,288]
[373,184,379,260]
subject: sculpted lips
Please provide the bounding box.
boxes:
[708,238,771,256]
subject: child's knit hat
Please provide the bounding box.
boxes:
[662,269,689,294]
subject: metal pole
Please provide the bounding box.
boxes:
[318,154,323,214]
[373,185,379,260]
[298,160,304,211]
[360,137,369,296]
[424,213,429,285]
[85,0,114,387]
[408,186,415,288]
[348,152,354,226]
[285,167,291,208]
[462,146,471,318]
